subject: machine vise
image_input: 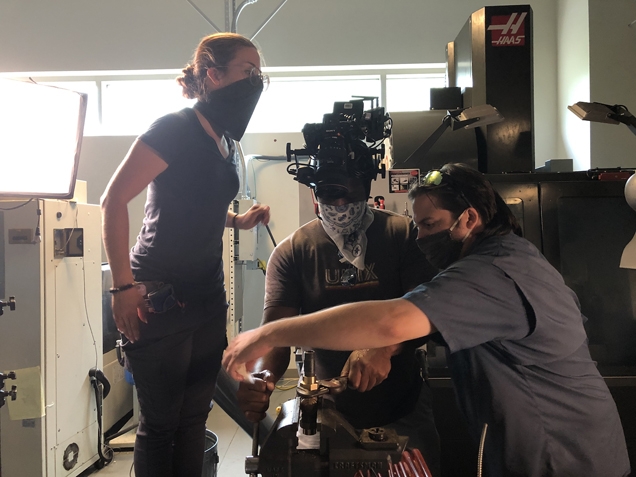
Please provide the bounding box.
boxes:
[245,350,409,477]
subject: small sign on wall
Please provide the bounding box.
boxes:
[389,169,420,193]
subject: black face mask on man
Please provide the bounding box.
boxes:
[416,210,471,270]
[193,76,263,141]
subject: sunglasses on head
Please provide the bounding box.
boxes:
[421,169,473,208]
[422,169,448,187]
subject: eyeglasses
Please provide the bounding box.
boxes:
[214,64,270,90]
[247,67,269,89]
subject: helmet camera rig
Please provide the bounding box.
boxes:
[286,98,392,200]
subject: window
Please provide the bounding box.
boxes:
[386,74,446,112]
[247,75,382,133]
[3,64,445,136]
[101,80,194,135]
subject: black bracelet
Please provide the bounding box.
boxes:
[232,213,239,228]
[109,283,136,294]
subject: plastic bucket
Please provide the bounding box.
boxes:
[202,429,219,477]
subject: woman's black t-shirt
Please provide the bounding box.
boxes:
[131,108,239,301]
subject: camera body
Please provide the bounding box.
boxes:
[287,99,391,200]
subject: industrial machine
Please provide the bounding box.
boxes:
[0,197,105,476]
[247,350,432,477]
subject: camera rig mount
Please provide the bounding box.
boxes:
[0,296,16,316]
[286,98,392,200]
[0,371,17,408]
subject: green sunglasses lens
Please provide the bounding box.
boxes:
[423,170,443,186]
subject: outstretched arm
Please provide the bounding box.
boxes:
[223,298,435,381]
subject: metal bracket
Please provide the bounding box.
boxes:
[184,0,289,35]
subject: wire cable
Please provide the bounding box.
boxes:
[274,377,297,391]
[75,204,99,369]
[265,224,277,248]
[75,203,113,467]
[0,198,33,210]
[32,200,42,243]
[90,375,114,467]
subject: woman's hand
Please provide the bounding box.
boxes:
[223,328,274,381]
[236,203,270,229]
[111,287,147,343]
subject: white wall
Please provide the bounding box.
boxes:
[588,0,636,168]
[557,0,590,170]
[1,0,556,70]
[527,2,560,167]
[556,0,636,170]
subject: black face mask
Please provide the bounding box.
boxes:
[415,211,469,270]
[193,76,263,141]
[416,231,465,270]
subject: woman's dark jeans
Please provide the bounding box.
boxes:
[124,298,227,477]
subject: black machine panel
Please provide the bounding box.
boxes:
[490,181,541,250]
[540,180,636,376]
[389,110,479,171]
[449,4,534,173]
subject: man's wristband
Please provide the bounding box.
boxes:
[232,213,239,228]
[109,283,137,294]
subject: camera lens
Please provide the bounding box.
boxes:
[314,164,349,200]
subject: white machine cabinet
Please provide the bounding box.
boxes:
[0,198,102,477]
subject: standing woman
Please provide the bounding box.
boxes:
[101,33,270,477]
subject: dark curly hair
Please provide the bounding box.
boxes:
[176,33,257,101]
[408,163,522,239]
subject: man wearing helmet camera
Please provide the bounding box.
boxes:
[235,101,441,475]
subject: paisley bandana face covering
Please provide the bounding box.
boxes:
[318,201,374,271]
[318,201,367,235]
